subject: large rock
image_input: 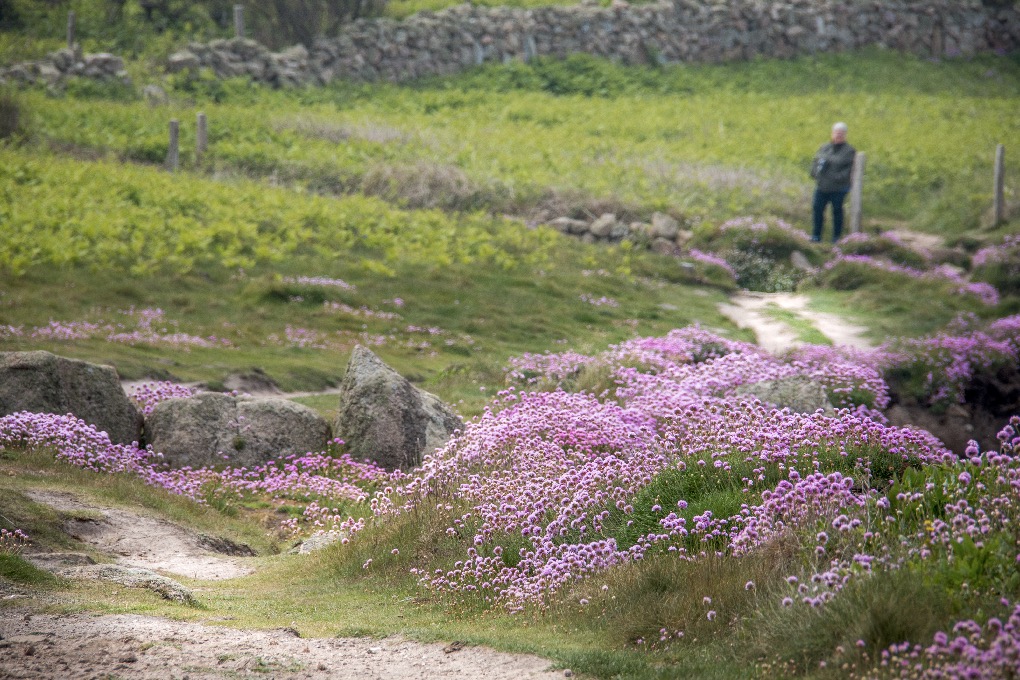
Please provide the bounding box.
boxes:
[333,346,462,470]
[0,351,142,445]
[735,376,835,415]
[146,392,331,468]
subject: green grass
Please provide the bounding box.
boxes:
[762,304,833,346]
[5,50,1017,237]
[0,149,735,412]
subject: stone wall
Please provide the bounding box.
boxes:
[167,0,1020,86]
[0,46,130,87]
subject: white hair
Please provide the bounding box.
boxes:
[832,122,848,133]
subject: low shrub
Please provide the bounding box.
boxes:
[972,234,1020,297]
[689,216,818,292]
[0,91,23,140]
[834,232,931,269]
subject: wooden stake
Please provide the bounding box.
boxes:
[849,152,866,234]
[167,119,180,172]
[994,144,1006,226]
[196,112,208,165]
[234,4,244,39]
[67,11,76,48]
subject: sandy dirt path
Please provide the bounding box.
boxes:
[719,291,874,353]
[23,490,254,580]
[0,612,567,679]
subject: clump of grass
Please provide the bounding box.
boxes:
[746,567,958,677]
[0,554,59,586]
[360,161,497,211]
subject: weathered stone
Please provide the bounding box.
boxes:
[0,351,142,445]
[651,237,678,254]
[735,376,835,415]
[549,216,589,234]
[145,392,331,469]
[59,564,194,604]
[142,84,169,106]
[650,211,680,240]
[333,345,462,470]
[790,250,814,271]
[167,50,200,73]
[589,213,617,238]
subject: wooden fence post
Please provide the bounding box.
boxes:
[67,11,76,48]
[849,151,866,234]
[234,4,244,39]
[196,112,208,165]
[167,119,179,171]
[994,144,1006,226]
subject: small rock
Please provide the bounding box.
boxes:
[589,213,617,238]
[142,84,169,106]
[650,211,680,240]
[564,670,573,678]
[119,653,138,663]
[790,250,814,271]
[549,217,589,235]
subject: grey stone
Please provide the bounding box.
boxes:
[589,213,617,238]
[790,250,814,271]
[549,217,589,234]
[145,392,331,469]
[36,63,61,85]
[735,376,835,415]
[333,346,462,470]
[59,564,195,604]
[289,530,344,554]
[0,351,143,445]
[651,237,677,254]
[675,229,694,246]
[650,211,680,240]
[142,84,169,106]
[167,50,200,73]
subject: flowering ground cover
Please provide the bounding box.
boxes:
[3,316,1020,677]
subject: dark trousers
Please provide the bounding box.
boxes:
[812,189,848,243]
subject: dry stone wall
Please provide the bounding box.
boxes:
[168,0,1020,86]
[0,46,130,87]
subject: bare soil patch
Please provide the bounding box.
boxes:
[719,291,873,353]
[23,490,254,581]
[0,612,566,679]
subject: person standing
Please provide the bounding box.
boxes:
[810,122,856,243]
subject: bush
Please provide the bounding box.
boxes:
[688,216,817,292]
[724,248,806,293]
[972,235,1020,297]
[0,91,22,140]
[835,232,930,270]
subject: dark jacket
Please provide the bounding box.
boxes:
[811,142,856,192]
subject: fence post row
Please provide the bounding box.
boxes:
[234,4,245,39]
[849,152,866,235]
[167,119,180,171]
[994,144,1006,226]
